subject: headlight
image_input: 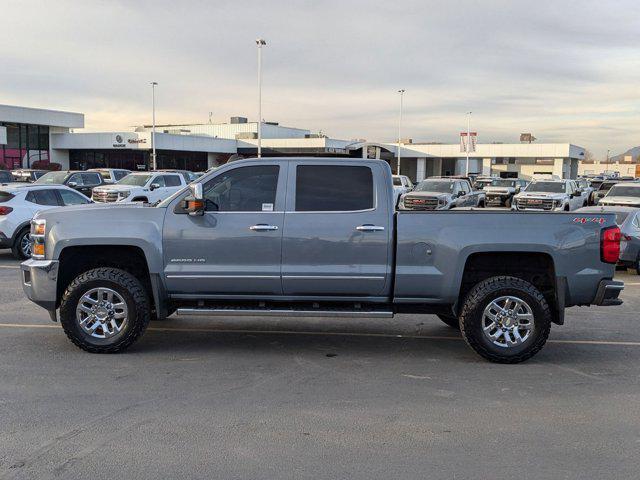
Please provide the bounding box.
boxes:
[30,219,46,259]
[118,191,131,199]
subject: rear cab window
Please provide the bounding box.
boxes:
[294,165,373,212]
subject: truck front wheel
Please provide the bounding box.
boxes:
[59,268,151,353]
[459,276,551,364]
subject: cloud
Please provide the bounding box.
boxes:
[1,0,639,158]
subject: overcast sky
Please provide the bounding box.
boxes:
[2,0,639,158]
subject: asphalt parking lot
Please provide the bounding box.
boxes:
[0,251,639,479]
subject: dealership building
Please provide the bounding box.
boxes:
[1,103,587,180]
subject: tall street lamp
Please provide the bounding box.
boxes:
[256,38,266,158]
[151,81,158,170]
[465,111,472,176]
[397,89,405,175]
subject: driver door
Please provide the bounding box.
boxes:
[163,162,287,295]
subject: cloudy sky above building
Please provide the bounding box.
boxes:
[2,0,639,158]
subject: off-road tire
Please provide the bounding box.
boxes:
[59,268,151,353]
[437,314,459,329]
[11,227,31,260]
[459,276,551,364]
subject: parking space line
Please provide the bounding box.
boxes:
[1,322,640,347]
[0,265,19,269]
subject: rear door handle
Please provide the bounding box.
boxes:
[356,224,385,232]
[249,224,279,231]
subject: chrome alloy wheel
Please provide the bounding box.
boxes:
[20,233,31,257]
[76,287,128,339]
[482,296,534,348]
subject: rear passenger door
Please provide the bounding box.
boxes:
[281,162,391,297]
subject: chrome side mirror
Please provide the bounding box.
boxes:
[182,183,205,216]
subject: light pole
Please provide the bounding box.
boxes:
[465,111,472,176]
[256,38,266,158]
[151,81,158,170]
[397,89,405,175]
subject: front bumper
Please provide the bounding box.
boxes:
[20,259,59,311]
[593,279,624,306]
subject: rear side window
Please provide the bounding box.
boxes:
[295,165,373,212]
[114,170,128,181]
[26,189,60,206]
[0,191,15,203]
[163,175,182,187]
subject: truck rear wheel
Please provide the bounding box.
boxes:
[459,276,551,364]
[59,268,151,353]
[436,314,459,329]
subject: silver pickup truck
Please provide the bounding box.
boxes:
[20,158,624,363]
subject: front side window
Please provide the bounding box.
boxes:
[68,173,85,186]
[27,189,59,206]
[59,189,91,205]
[162,175,182,187]
[295,165,372,212]
[81,173,101,185]
[150,176,166,188]
[204,165,279,212]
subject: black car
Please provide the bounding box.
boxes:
[35,170,105,196]
[0,170,14,184]
[11,169,48,183]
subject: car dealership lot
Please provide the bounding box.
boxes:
[0,250,639,479]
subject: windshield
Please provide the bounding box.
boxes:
[35,172,69,184]
[414,180,454,193]
[599,182,617,191]
[607,186,640,198]
[118,174,151,186]
[490,179,516,187]
[525,182,564,193]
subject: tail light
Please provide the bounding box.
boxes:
[601,226,621,264]
[0,206,13,215]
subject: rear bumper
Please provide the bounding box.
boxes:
[593,279,624,306]
[20,259,59,311]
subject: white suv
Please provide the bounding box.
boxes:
[91,171,187,204]
[0,184,91,259]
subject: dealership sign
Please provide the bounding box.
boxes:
[113,134,148,148]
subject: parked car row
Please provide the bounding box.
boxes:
[0,169,199,259]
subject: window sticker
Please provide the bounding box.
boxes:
[262,203,274,211]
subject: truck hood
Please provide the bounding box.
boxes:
[484,186,515,194]
[515,192,565,200]
[404,191,451,199]
[599,196,640,206]
[93,184,141,193]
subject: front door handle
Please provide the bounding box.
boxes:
[356,224,385,232]
[249,224,279,231]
